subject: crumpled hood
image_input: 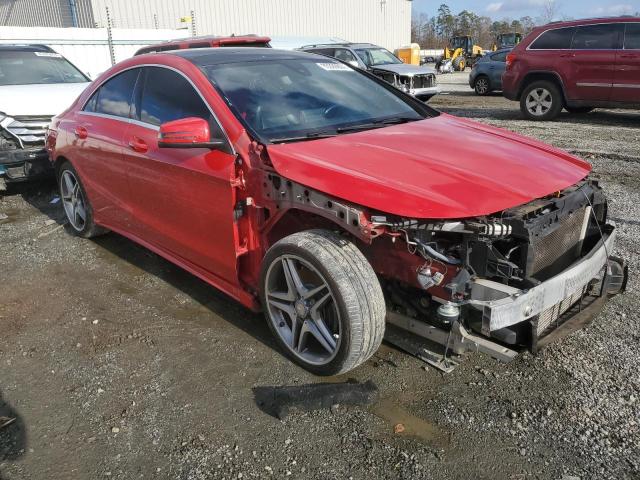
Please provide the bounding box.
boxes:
[372,63,436,76]
[0,83,89,117]
[266,113,591,219]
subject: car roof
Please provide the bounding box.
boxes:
[135,35,271,55]
[0,44,55,52]
[300,43,377,49]
[539,15,640,29]
[490,48,511,54]
[171,47,326,65]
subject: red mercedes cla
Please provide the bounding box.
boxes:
[46,48,626,375]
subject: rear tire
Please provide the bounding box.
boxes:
[260,229,385,376]
[565,106,594,114]
[520,80,563,121]
[57,161,108,238]
[474,75,491,95]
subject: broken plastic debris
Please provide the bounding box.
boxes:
[253,380,378,419]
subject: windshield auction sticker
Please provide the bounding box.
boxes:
[316,63,353,72]
[34,52,62,58]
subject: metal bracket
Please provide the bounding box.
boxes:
[385,310,518,372]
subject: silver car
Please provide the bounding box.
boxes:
[299,42,440,101]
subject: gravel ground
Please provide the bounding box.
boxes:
[1,72,639,480]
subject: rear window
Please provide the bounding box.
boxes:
[624,23,640,49]
[84,68,139,118]
[530,27,576,49]
[490,51,508,62]
[571,24,621,50]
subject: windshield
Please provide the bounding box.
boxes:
[354,48,402,67]
[202,57,427,143]
[0,51,88,86]
[499,34,518,45]
[450,37,468,49]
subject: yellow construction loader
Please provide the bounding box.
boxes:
[492,32,523,51]
[436,35,484,72]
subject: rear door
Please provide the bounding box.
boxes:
[122,66,239,283]
[612,23,640,102]
[74,68,140,228]
[566,23,623,101]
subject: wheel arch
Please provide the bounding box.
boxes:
[53,155,71,177]
[517,71,567,102]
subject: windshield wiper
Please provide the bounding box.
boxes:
[335,116,418,134]
[270,132,337,143]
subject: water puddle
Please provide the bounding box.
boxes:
[371,397,449,447]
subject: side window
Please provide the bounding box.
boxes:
[139,67,223,138]
[624,23,640,49]
[530,27,576,49]
[571,24,622,50]
[86,68,139,118]
[491,51,508,62]
[83,91,98,112]
[334,48,357,63]
[308,48,336,57]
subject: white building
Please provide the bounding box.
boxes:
[0,0,412,50]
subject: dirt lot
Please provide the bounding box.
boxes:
[1,72,639,480]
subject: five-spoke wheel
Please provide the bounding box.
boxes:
[260,230,385,375]
[57,161,107,238]
[60,169,87,232]
[265,255,341,365]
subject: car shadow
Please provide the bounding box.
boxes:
[0,388,27,480]
[3,180,278,354]
[91,233,277,351]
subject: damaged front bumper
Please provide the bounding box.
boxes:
[412,85,441,101]
[0,147,52,182]
[468,224,627,346]
[385,224,627,371]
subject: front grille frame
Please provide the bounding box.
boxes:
[0,115,52,149]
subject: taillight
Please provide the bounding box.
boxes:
[505,52,516,69]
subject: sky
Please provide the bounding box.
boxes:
[411,0,639,20]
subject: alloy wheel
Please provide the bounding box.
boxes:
[475,77,489,95]
[60,170,87,231]
[264,255,341,366]
[525,88,553,117]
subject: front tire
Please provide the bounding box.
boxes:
[520,80,563,121]
[57,161,108,238]
[474,75,491,95]
[260,230,385,376]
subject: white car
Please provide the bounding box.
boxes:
[299,43,441,101]
[0,44,89,184]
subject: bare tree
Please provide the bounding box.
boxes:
[540,0,559,24]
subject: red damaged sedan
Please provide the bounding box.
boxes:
[46,48,627,375]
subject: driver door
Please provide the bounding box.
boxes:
[121,66,238,284]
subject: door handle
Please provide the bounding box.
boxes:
[74,126,88,139]
[559,53,575,58]
[128,137,148,153]
[620,54,637,59]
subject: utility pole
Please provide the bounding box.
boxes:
[106,6,115,66]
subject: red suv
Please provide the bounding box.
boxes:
[134,35,271,55]
[502,17,640,120]
[46,48,626,375]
